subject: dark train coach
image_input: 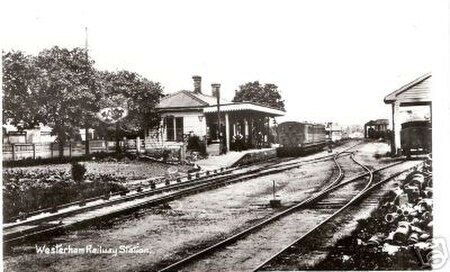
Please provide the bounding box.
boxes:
[400,120,431,157]
[277,121,329,157]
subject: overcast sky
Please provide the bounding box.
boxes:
[1,0,445,126]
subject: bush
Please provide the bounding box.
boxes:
[71,162,87,182]
[2,151,140,168]
[2,169,126,222]
[162,149,171,161]
[187,135,207,156]
[187,135,201,150]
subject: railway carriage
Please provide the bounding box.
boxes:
[277,121,329,156]
[400,120,431,157]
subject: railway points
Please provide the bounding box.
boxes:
[157,149,421,272]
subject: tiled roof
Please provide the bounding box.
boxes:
[189,92,229,105]
[157,90,229,109]
[157,90,284,117]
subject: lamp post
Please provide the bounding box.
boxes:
[212,83,222,153]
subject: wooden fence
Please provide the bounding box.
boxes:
[2,138,145,161]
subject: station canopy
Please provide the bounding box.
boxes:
[203,102,285,117]
[156,90,285,117]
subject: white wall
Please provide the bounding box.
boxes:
[182,112,207,137]
[145,110,206,150]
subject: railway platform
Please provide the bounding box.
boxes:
[195,148,277,171]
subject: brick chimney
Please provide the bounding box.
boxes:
[211,83,221,99]
[192,75,202,94]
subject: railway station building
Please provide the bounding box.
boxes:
[145,76,285,156]
[384,73,431,155]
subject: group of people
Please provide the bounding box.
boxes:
[232,131,265,151]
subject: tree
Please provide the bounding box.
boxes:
[123,72,163,135]
[3,47,163,157]
[233,81,285,111]
[33,46,101,157]
[95,70,163,139]
[2,50,41,129]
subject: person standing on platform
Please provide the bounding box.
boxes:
[234,132,243,152]
[257,131,263,149]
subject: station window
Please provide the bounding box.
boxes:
[165,116,184,142]
[166,117,174,141]
[175,117,184,142]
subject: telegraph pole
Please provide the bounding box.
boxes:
[85,26,88,49]
[84,26,90,155]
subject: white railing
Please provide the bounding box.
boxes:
[2,138,145,161]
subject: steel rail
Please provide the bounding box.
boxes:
[3,166,239,225]
[251,159,411,272]
[4,144,357,231]
[4,150,355,245]
[350,152,374,189]
[6,141,361,225]
[3,168,234,229]
[157,152,347,272]
[4,142,362,247]
[157,152,396,272]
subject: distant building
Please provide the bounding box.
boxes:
[384,73,431,155]
[146,76,285,155]
[2,124,56,144]
[2,123,95,144]
[325,122,342,142]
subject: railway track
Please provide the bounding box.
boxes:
[253,161,420,271]
[155,152,348,272]
[157,152,413,272]
[252,153,375,271]
[3,144,359,247]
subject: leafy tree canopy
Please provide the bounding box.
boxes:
[233,81,285,111]
[33,47,100,137]
[95,70,163,138]
[2,50,40,128]
[3,46,163,155]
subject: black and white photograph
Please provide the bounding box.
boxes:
[2,0,449,271]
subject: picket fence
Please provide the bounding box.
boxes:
[2,138,145,161]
